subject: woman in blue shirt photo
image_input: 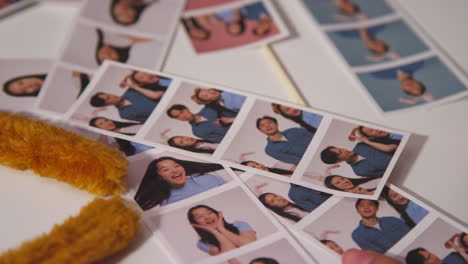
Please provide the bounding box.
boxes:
[348,126,401,153]
[382,187,429,228]
[134,157,227,210]
[271,103,322,134]
[191,87,246,118]
[324,174,377,195]
[2,73,46,97]
[188,205,256,256]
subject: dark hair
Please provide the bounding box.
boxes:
[324,175,376,192]
[320,146,339,164]
[110,0,151,25]
[182,17,211,40]
[258,193,306,222]
[89,117,141,136]
[382,187,416,228]
[357,126,401,147]
[134,157,224,211]
[2,74,47,97]
[355,199,379,209]
[240,161,293,176]
[95,29,131,65]
[256,116,277,130]
[405,248,426,264]
[252,24,271,36]
[114,137,136,156]
[129,71,168,92]
[166,104,187,118]
[224,14,246,36]
[459,232,468,250]
[90,92,106,107]
[402,81,427,96]
[272,103,317,133]
[320,239,332,244]
[193,88,239,119]
[249,257,279,264]
[188,205,239,251]
[77,73,90,97]
[168,136,215,154]
[366,32,389,54]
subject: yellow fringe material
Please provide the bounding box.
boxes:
[0,112,128,196]
[0,196,141,264]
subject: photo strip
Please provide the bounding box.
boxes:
[0,58,52,113]
[294,184,467,263]
[65,63,173,137]
[121,149,316,264]
[35,0,185,117]
[298,0,468,113]
[294,117,406,199]
[143,80,248,156]
[64,61,409,200]
[181,0,289,54]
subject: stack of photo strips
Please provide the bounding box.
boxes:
[0,0,467,264]
[299,0,468,114]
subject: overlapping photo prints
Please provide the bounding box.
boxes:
[300,0,468,113]
[66,65,173,137]
[35,0,185,117]
[143,81,247,156]
[122,149,315,264]
[293,184,467,264]
[181,0,289,54]
[65,61,409,202]
[0,58,52,112]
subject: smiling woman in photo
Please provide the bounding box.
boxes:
[188,205,257,256]
[134,157,227,210]
[110,0,156,26]
[89,117,143,136]
[2,73,47,97]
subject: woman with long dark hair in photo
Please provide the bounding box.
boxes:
[188,205,257,255]
[182,16,212,41]
[89,116,143,136]
[382,187,429,228]
[134,157,227,210]
[254,182,330,222]
[110,0,156,26]
[95,28,152,65]
[324,175,377,195]
[168,136,218,154]
[271,103,322,134]
[2,74,46,97]
[191,87,246,118]
[348,125,401,153]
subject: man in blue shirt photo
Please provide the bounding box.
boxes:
[256,116,314,166]
[90,88,162,123]
[320,142,394,178]
[167,104,233,143]
[352,199,410,253]
[405,247,468,264]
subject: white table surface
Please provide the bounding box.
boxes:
[1,1,467,263]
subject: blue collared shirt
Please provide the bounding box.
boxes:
[288,184,331,212]
[119,89,158,122]
[348,143,394,178]
[405,200,429,225]
[352,216,410,253]
[241,2,268,20]
[302,111,323,129]
[221,91,246,112]
[191,107,230,143]
[265,127,314,165]
[443,252,466,264]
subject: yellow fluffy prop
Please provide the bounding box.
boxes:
[0,112,128,196]
[0,196,141,264]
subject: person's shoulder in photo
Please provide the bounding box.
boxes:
[134,156,229,210]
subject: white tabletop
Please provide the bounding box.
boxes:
[1,1,467,263]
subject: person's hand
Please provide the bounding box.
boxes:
[342,249,401,264]
[191,223,217,234]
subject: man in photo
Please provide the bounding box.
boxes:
[320,141,394,178]
[256,116,314,165]
[352,199,410,253]
[167,104,233,143]
[405,247,468,264]
[90,86,163,122]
